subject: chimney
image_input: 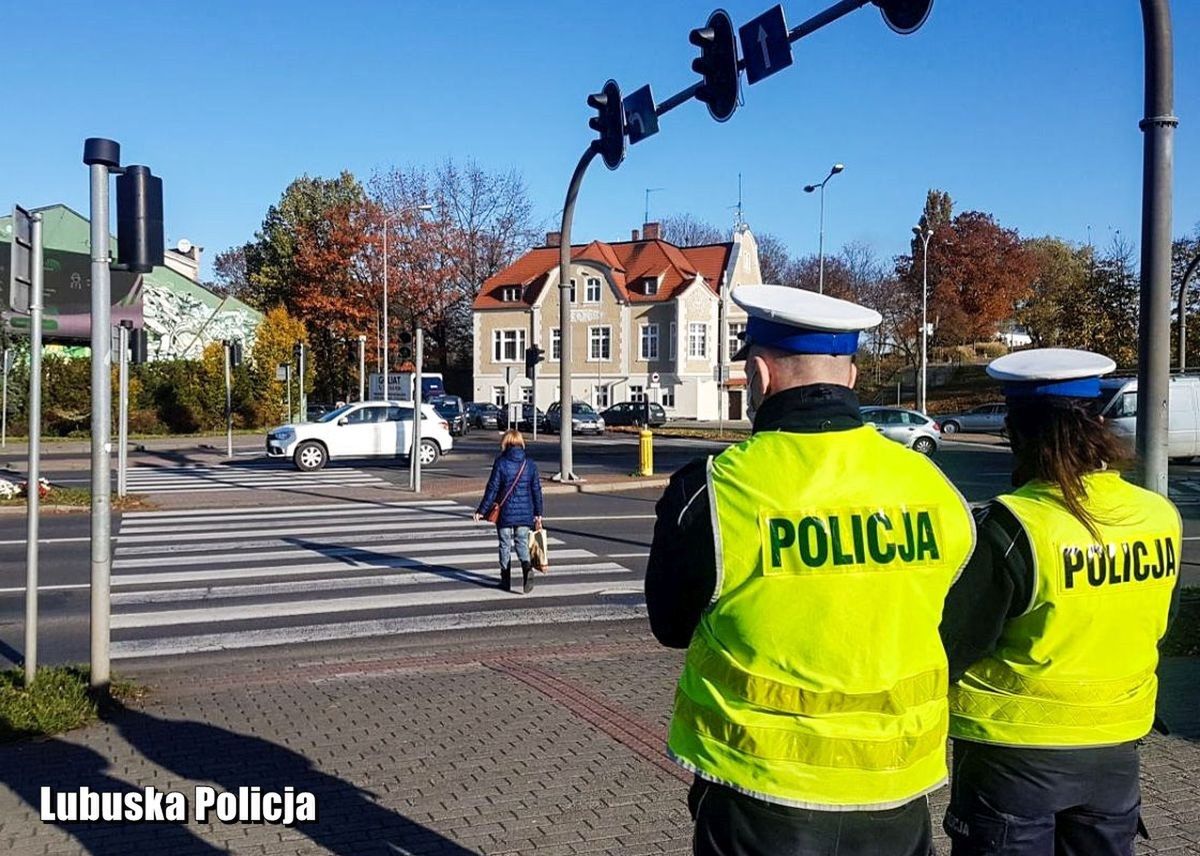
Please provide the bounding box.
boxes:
[545,231,561,247]
[642,221,661,240]
[631,228,640,241]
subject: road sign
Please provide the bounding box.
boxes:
[276,364,289,381]
[739,5,793,85]
[650,372,661,386]
[8,205,33,315]
[876,0,933,35]
[623,84,660,145]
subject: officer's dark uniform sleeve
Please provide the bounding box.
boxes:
[645,457,717,649]
[940,502,1035,682]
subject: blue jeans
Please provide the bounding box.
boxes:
[498,526,531,568]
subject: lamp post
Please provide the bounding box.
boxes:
[381,204,432,397]
[803,163,845,294]
[1177,249,1200,373]
[913,227,933,414]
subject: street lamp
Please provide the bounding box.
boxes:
[1177,249,1200,373]
[381,204,433,396]
[913,226,933,413]
[803,163,845,294]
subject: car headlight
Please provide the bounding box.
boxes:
[596,418,605,428]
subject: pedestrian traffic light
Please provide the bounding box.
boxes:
[525,346,545,380]
[129,328,148,365]
[587,80,626,171]
[689,10,740,123]
[398,330,414,362]
[230,340,244,367]
[114,165,164,273]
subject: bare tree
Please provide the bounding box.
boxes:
[659,214,725,247]
[208,245,251,299]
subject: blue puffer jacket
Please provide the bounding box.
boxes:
[477,447,543,528]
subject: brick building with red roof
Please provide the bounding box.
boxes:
[471,221,763,420]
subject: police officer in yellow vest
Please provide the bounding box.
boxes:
[939,348,1182,855]
[646,285,976,855]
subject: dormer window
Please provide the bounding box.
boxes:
[638,276,659,296]
[500,286,521,302]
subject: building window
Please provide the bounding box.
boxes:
[639,323,659,361]
[521,386,533,404]
[661,386,675,408]
[669,323,676,361]
[550,328,561,361]
[688,323,708,359]
[639,277,658,296]
[585,277,602,303]
[492,329,526,363]
[728,322,746,361]
[588,326,611,361]
[500,286,521,302]
[630,384,645,403]
[493,386,506,406]
[594,384,610,409]
[568,279,576,303]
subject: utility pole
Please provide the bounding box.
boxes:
[223,340,233,458]
[914,227,933,414]
[117,323,130,497]
[358,334,367,400]
[803,164,844,294]
[1177,251,1200,373]
[24,213,44,687]
[409,327,424,492]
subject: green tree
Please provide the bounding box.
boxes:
[1017,237,1090,347]
[249,306,309,424]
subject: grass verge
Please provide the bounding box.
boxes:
[1162,587,1200,657]
[0,666,144,743]
[0,487,150,511]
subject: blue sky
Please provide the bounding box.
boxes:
[7,1,1199,278]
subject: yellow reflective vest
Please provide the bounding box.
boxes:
[950,471,1181,748]
[668,427,976,810]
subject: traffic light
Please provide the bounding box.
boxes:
[398,330,414,362]
[689,10,740,123]
[587,80,626,171]
[129,328,148,365]
[230,340,244,367]
[293,342,303,362]
[874,0,934,34]
[525,345,545,380]
[115,165,164,273]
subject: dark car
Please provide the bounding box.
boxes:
[512,404,546,432]
[545,401,605,435]
[305,402,337,422]
[430,395,469,436]
[601,401,667,428]
[467,401,501,430]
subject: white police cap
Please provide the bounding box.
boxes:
[731,285,882,361]
[987,348,1117,399]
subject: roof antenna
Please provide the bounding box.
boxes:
[729,173,745,229]
[644,187,665,225]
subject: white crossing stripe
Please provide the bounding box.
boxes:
[123,464,389,494]
[110,500,643,658]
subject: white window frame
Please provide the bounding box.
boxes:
[501,286,521,302]
[493,386,507,406]
[630,384,646,403]
[727,322,746,362]
[661,386,675,409]
[520,386,533,404]
[594,384,610,409]
[639,323,659,361]
[588,326,611,362]
[492,329,527,363]
[585,276,602,303]
[550,328,561,362]
[688,323,708,359]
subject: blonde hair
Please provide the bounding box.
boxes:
[500,428,525,451]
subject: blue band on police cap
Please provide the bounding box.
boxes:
[1003,377,1102,399]
[744,316,860,356]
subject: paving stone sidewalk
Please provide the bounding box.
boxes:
[0,625,1197,855]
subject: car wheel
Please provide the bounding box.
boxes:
[417,439,440,466]
[942,421,960,435]
[294,441,328,472]
[912,436,937,456]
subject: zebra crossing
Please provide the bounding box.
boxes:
[123,463,388,494]
[110,500,645,659]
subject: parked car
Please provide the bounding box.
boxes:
[544,401,606,435]
[1095,375,1200,461]
[939,403,1007,435]
[430,395,470,436]
[266,401,452,471]
[601,401,667,427]
[467,401,501,430]
[860,407,941,456]
[513,404,546,432]
[305,402,338,422]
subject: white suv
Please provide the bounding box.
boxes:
[266,401,453,472]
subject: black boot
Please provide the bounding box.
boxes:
[499,564,511,592]
[521,560,534,594]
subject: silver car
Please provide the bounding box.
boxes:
[860,407,941,455]
[939,403,1007,435]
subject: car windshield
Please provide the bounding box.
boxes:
[432,401,459,416]
[572,403,596,415]
[317,404,355,423]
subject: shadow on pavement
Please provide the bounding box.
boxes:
[283,537,501,589]
[0,703,476,855]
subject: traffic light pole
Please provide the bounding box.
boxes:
[224,341,233,459]
[409,327,423,493]
[554,143,600,483]
[24,212,44,687]
[117,324,130,498]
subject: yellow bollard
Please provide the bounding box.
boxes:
[639,427,654,476]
